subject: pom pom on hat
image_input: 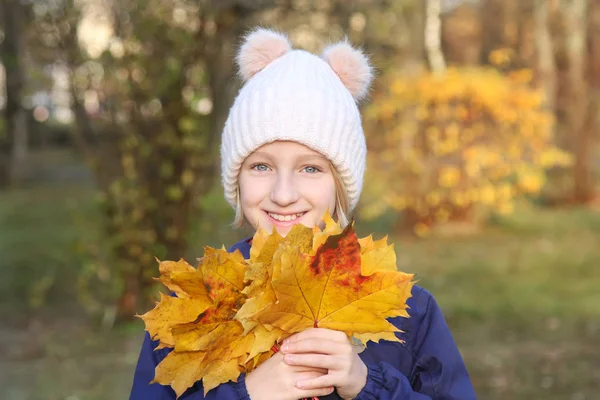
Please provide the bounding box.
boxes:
[236,28,292,81]
[322,41,374,101]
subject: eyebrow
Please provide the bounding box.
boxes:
[247,152,328,163]
[296,154,328,163]
[247,151,275,161]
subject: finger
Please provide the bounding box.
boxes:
[296,375,338,391]
[294,370,329,380]
[283,328,348,344]
[284,353,341,370]
[290,365,329,375]
[281,338,350,355]
[294,385,335,398]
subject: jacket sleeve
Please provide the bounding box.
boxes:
[129,332,251,400]
[356,289,477,400]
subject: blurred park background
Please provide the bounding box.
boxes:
[1,0,599,399]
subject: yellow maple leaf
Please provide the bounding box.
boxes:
[200,247,246,303]
[140,249,253,397]
[152,350,208,397]
[236,228,300,358]
[139,259,211,347]
[201,356,246,394]
[156,259,199,298]
[312,211,343,250]
[139,292,210,347]
[251,223,414,345]
[357,234,398,275]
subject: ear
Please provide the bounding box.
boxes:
[322,41,374,101]
[236,28,292,81]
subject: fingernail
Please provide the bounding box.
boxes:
[284,354,294,363]
[281,343,289,352]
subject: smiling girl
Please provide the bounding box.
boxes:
[237,141,341,235]
[130,28,477,400]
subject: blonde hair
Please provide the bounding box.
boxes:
[232,162,351,229]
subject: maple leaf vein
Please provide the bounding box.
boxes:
[315,262,335,324]
[214,270,244,291]
[293,257,317,323]
[319,277,411,323]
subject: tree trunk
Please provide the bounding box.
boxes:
[584,0,600,203]
[535,0,557,112]
[564,0,594,203]
[479,0,519,64]
[0,0,27,188]
[424,0,446,74]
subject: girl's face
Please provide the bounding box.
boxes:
[238,141,337,237]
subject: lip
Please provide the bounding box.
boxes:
[264,210,307,227]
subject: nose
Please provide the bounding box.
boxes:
[270,171,299,206]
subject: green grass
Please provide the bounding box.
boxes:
[406,206,600,323]
[390,204,600,399]
[1,174,599,399]
[0,182,98,311]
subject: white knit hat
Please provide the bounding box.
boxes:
[220,28,373,211]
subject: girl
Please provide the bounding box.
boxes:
[130,28,477,400]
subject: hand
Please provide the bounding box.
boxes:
[280,328,368,400]
[245,351,334,400]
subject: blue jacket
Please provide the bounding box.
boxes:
[130,238,477,399]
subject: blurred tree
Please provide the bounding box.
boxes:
[534,0,556,113]
[362,66,572,235]
[443,2,482,66]
[425,0,446,74]
[562,0,595,203]
[479,0,514,64]
[0,0,28,188]
[587,0,600,196]
[445,0,599,206]
[33,0,282,319]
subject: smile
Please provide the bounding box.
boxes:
[267,211,306,222]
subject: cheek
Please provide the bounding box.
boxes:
[239,174,269,209]
[325,178,338,211]
[304,177,336,210]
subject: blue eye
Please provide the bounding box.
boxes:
[252,163,269,172]
[303,166,320,174]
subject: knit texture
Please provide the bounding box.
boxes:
[221,30,370,211]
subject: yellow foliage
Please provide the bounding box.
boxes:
[364,66,570,228]
[425,191,442,207]
[438,166,461,188]
[489,48,514,66]
[479,185,496,205]
[517,170,545,194]
[495,201,515,215]
[509,69,534,85]
[416,106,429,121]
[140,216,414,397]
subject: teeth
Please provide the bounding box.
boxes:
[268,212,304,222]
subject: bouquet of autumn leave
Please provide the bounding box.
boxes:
[139,214,415,397]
